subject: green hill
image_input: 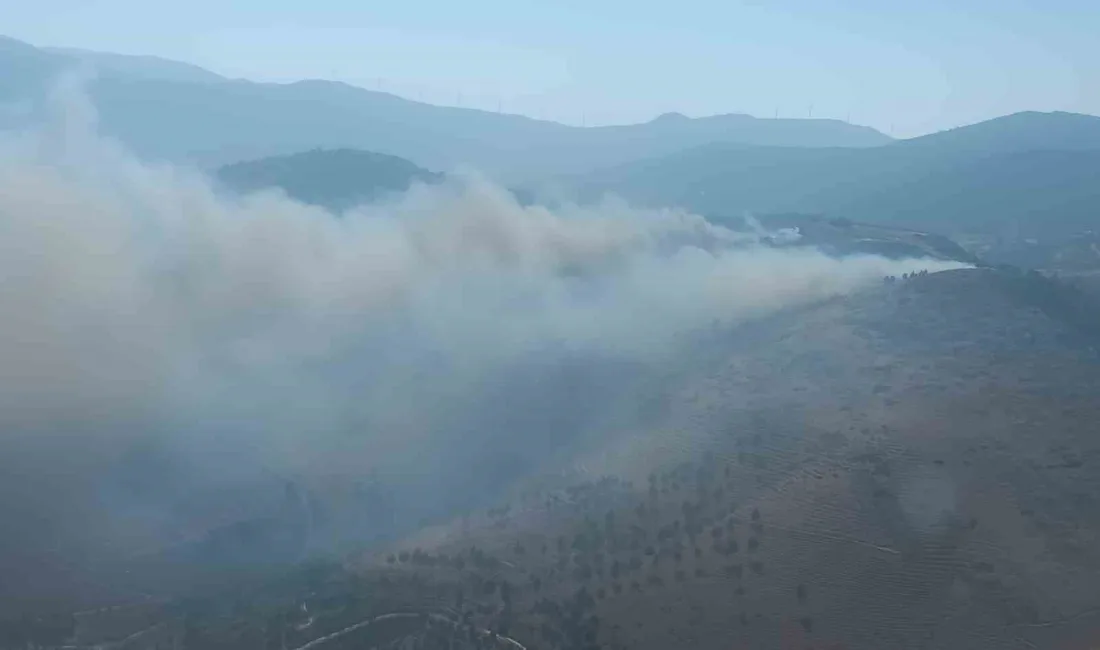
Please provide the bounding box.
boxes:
[215,148,442,210]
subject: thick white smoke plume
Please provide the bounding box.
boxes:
[0,85,964,607]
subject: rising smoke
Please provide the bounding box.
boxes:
[0,82,965,607]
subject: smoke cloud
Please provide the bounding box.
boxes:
[0,85,965,608]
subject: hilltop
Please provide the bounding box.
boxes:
[216,148,443,210]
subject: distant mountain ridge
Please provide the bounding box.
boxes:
[0,35,890,181]
[565,110,1100,240]
[898,110,1100,154]
[43,46,228,84]
[6,34,1100,245]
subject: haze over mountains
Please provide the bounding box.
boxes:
[566,110,1100,241]
[208,106,1100,267]
[0,35,887,181]
[6,32,1100,253]
[3,31,1100,650]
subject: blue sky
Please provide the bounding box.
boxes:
[5,0,1099,136]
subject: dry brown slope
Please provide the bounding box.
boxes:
[349,268,1100,650]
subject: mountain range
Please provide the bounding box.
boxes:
[9,29,1100,272]
[7,34,1100,248]
[0,35,888,181]
[561,110,1100,241]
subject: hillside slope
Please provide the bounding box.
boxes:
[338,268,1100,650]
[569,111,1100,239]
[18,268,1100,650]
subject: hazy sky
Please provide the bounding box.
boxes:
[5,0,1099,136]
